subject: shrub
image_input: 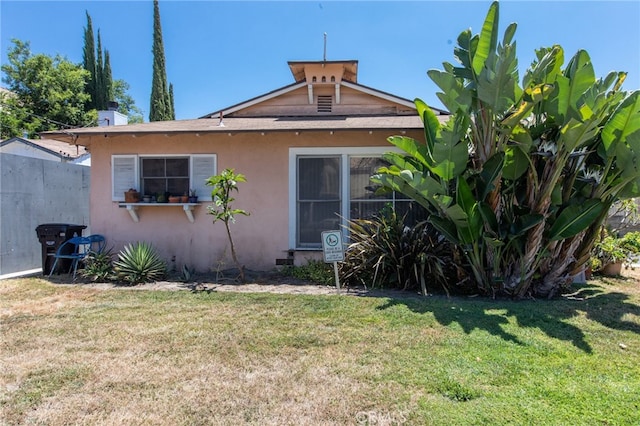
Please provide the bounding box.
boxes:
[282,260,334,286]
[81,248,115,282]
[339,208,461,295]
[113,242,166,284]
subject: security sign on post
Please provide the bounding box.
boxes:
[322,230,344,262]
[321,230,344,291]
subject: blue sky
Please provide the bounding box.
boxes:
[1,1,639,121]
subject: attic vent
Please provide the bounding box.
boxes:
[317,96,332,113]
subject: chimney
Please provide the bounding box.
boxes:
[98,102,128,127]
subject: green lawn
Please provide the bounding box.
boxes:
[1,276,639,425]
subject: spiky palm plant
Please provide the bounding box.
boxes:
[114,242,166,284]
[340,208,460,295]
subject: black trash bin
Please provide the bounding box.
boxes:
[35,224,87,275]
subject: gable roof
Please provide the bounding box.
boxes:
[199,76,447,119]
[0,136,88,160]
[43,58,449,144]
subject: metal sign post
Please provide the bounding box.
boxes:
[321,230,344,292]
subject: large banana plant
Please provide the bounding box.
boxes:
[374,1,640,298]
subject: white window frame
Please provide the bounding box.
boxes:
[112,154,216,201]
[288,147,399,249]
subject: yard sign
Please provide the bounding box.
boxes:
[321,230,344,292]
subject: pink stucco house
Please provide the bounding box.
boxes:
[46,59,448,272]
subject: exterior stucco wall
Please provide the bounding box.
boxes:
[88,129,423,272]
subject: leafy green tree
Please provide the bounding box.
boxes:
[206,169,250,282]
[149,0,174,121]
[1,39,93,135]
[374,1,640,298]
[113,79,143,123]
[0,89,40,138]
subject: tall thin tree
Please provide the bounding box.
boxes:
[82,11,97,110]
[169,82,175,120]
[103,50,113,105]
[95,30,105,110]
[149,0,172,121]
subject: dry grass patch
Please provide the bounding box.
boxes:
[1,275,639,425]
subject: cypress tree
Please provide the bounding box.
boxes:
[149,0,171,121]
[104,50,113,105]
[96,30,105,110]
[82,11,96,110]
[168,82,175,120]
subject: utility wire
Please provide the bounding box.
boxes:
[0,100,91,130]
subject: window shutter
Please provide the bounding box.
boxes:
[112,155,138,201]
[190,154,216,201]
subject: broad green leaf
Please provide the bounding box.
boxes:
[387,136,431,168]
[454,29,474,70]
[502,83,552,128]
[547,199,605,241]
[478,201,499,235]
[429,216,460,245]
[502,22,517,46]
[557,117,600,152]
[455,178,482,243]
[472,1,499,76]
[523,46,563,88]
[415,98,441,154]
[477,39,519,112]
[602,91,640,154]
[428,69,472,113]
[511,214,544,237]
[429,141,469,181]
[478,152,504,199]
[502,145,529,180]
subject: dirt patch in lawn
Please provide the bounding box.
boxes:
[44,268,420,299]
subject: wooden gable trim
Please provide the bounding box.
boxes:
[199,81,308,119]
[340,81,418,112]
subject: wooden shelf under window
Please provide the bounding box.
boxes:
[118,203,201,223]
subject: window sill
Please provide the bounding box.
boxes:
[118,202,202,223]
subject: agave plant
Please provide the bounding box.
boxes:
[114,242,166,284]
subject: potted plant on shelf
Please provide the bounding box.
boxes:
[124,188,140,203]
[168,194,181,203]
[180,192,189,203]
[188,189,198,203]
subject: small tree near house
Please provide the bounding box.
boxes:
[206,169,250,282]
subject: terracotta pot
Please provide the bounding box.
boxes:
[124,190,140,203]
[180,195,189,203]
[602,261,623,276]
[584,266,592,280]
[168,196,181,203]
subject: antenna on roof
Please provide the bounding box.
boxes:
[323,32,327,62]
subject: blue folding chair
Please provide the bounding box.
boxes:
[48,236,92,279]
[87,234,106,253]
